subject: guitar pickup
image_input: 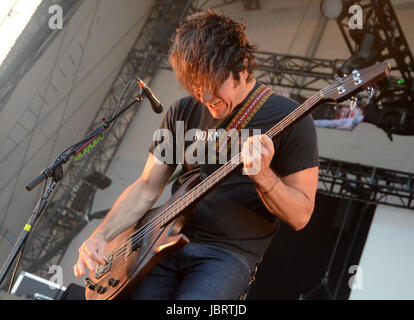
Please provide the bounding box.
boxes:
[124,237,137,258]
[123,234,144,259]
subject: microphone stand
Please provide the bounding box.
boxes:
[0,90,146,292]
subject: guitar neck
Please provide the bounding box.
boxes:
[265,90,325,140]
[159,91,325,226]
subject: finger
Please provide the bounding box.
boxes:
[241,141,253,166]
[249,136,273,164]
[260,135,274,153]
[82,241,107,265]
[243,138,258,156]
[74,264,83,278]
[244,160,253,168]
[243,138,262,165]
[73,264,79,278]
[241,144,260,176]
[85,246,106,266]
[251,136,263,158]
[244,141,260,160]
[248,135,266,155]
[74,258,86,278]
[97,242,108,263]
[80,251,97,272]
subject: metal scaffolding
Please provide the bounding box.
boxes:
[318,157,414,210]
[18,0,195,279]
[141,49,344,93]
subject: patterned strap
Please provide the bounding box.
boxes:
[216,83,274,154]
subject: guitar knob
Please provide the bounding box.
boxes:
[84,277,96,291]
[95,285,106,294]
[108,278,119,287]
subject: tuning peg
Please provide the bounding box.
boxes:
[352,70,362,85]
[349,96,358,111]
[366,86,376,97]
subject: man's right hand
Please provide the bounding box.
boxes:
[73,153,176,279]
[74,234,108,278]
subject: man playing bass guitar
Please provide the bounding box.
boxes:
[74,10,319,300]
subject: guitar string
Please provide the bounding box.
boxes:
[96,76,361,274]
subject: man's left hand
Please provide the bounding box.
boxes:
[241,134,275,182]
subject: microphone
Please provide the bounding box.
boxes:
[135,77,164,113]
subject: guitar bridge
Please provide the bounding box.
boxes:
[94,252,114,279]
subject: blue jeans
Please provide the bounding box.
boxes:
[126,241,258,300]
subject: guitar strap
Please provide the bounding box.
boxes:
[199,83,274,180]
[216,83,274,154]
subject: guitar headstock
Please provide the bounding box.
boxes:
[322,61,391,103]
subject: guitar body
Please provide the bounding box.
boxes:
[85,173,201,300]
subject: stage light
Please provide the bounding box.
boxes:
[320,0,343,20]
[363,103,414,141]
[338,31,384,76]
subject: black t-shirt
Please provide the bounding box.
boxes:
[149,81,319,263]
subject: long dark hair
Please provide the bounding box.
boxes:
[169,10,257,97]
